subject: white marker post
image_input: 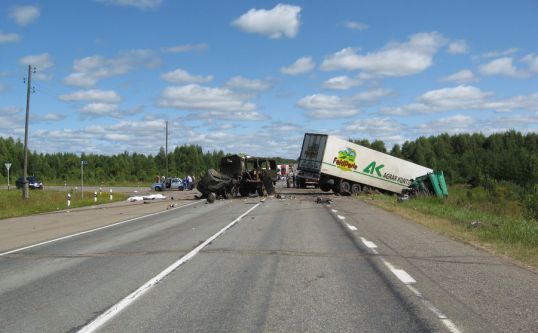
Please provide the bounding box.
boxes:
[4,163,11,190]
[67,193,71,208]
[109,188,113,201]
[94,191,97,203]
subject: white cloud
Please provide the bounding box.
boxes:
[297,94,359,118]
[96,0,163,9]
[344,117,405,134]
[64,50,160,87]
[381,85,538,115]
[263,121,302,133]
[477,48,519,60]
[60,89,122,103]
[323,75,362,90]
[157,84,266,120]
[161,69,213,84]
[0,106,22,133]
[352,88,393,103]
[19,53,54,81]
[479,57,528,78]
[344,21,369,31]
[19,53,54,70]
[439,69,478,83]
[0,31,20,43]
[415,114,475,135]
[321,32,446,76]
[232,3,301,39]
[161,44,208,53]
[280,56,315,75]
[40,113,66,122]
[447,40,469,54]
[9,5,40,26]
[522,54,538,73]
[80,103,119,115]
[225,76,273,91]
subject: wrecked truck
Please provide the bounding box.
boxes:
[197,154,278,199]
[297,133,448,197]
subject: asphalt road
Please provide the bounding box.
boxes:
[0,185,536,332]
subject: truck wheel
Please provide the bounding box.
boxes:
[339,181,351,195]
[262,174,275,195]
[351,183,361,195]
[320,182,332,192]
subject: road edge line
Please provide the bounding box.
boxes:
[0,201,201,257]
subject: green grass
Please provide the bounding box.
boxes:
[362,184,538,268]
[0,189,128,220]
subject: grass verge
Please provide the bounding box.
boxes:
[361,189,538,269]
[0,189,128,220]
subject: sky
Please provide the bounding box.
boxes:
[1,0,537,158]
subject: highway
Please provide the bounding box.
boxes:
[0,187,536,332]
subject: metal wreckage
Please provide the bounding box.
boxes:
[197,154,279,202]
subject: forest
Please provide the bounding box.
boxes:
[0,138,294,184]
[0,131,536,189]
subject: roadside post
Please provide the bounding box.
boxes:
[94,191,97,203]
[67,193,71,208]
[109,188,113,201]
[5,163,11,190]
[99,186,102,196]
[81,160,88,199]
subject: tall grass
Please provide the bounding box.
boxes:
[368,184,538,267]
[0,189,128,220]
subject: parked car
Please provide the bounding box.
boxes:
[152,177,185,191]
[15,176,44,190]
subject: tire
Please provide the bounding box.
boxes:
[351,183,361,195]
[155,186,162,191]
[339,181,351,195]
[262,174,275,195]
[320,181,332,192]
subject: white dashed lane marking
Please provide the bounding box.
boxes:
[328,206,462,333]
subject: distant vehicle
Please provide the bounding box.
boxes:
[15,176,44,190]
[152,177,185,191]
[296,133,447,196]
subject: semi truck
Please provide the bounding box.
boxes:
[296,133,447,196]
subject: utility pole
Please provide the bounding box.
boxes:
[165,121,169,180]
[22,64,35,200]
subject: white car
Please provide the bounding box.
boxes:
[152,178,185,191]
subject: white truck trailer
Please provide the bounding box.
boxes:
[297,133,434,195]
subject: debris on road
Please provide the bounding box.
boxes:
[127,194,167,202]
[315,197,333,204]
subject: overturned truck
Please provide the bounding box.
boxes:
[197,154,278,199]
[297,133,448,197]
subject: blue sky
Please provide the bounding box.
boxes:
[1,0,537,158]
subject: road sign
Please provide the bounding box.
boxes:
[5,163,11,171]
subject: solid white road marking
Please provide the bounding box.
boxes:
[337,215,346,220]
[77,203,261,333]
[0,201,201,257]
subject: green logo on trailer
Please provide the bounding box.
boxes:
[363,161,384,177]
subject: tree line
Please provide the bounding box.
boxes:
[0,138,225,184]
[1,130,537,189]
[351,130,538,189]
